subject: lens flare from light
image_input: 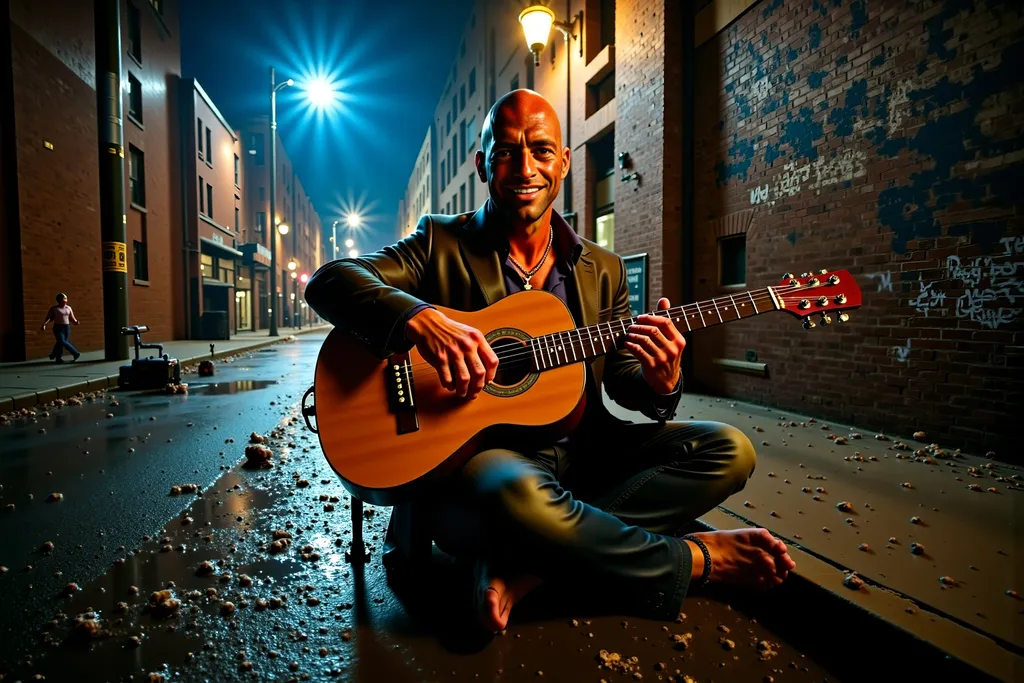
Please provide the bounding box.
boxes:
[345,212,362,228]
[305,77,337,109]
[348,248,359,258]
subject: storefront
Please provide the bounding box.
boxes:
[198,236,242,339]
[239,241,272,332]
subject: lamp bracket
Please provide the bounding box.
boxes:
[552,11,583,57]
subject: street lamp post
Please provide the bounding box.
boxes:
[268,67,293,337]
[332,220,339,259]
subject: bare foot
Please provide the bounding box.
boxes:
[686,528,796,590]
[474,561,544,631]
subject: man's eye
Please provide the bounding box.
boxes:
[535,149,554,157]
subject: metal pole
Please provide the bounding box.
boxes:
[332,220,338,260]
[268,66,279,337]
[95,0,130,360]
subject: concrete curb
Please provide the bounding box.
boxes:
[0,327,329,413]
[698,508,1014,681]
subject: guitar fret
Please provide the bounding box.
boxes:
[598,325,607,353]
[697,305,706,328]
[530,337,541,370]
[748,290,759,314]
[587,326,597,355]
[711,297,723,323]
[568,330,578,362]
[544,335,554,368]
[729,294,742,319]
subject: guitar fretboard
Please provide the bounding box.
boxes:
[529,287,779,371]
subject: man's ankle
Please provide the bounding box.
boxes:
[683,539,705,582]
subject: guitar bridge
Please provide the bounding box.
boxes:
[386,353,419,435]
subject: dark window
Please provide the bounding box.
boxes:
[205,128,212,164]
[452,95,457,120]
[127,72,142,123]
[459,119,466,162]
[127,2,142,62]
[133,215,149,281]
[601,0,616,49]
[469,176,475,208]
[256,212,266,232]
[258,186,265,202]
[719,234,747,286]
[233,154,240,186]
[198,175,204,213]
[460,184,466,213]
[235,206,240,232]
[197,118,203,157]
[510,73,519,92]
[440,160,446,191]
[460,84,466,112]
[206,183,214,220]
[469,67,476,96]
[250,133,264,165]
[129,145,145,206]
[589,70,615,114]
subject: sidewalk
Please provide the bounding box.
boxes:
[0,325,331,412]
[604,390,1024,681]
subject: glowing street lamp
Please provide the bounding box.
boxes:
[345,213,362,229]
[519,4,582,67]
[287,259,297,271]
[344,238,354,249]
[267,68,337,336]
[348,248,359,258]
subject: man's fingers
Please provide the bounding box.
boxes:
[452,355,471,397]
[435,351,454,390]
[625,341,656,368]
[628,334,667,363]
[629,324,669,346]
[481,341,499,384]
[467,354,487,398]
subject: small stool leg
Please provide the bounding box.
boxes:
[345,497,370,564]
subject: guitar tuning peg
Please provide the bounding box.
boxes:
[838,311,850,323]
[800,272,810,278]
[783,272,795,280]
[819,313,833,326]
[802,317,816,330]
[818,269,828,275]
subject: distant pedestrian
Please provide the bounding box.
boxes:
[41,293,81,363]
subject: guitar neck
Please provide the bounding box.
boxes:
[530,286,781,371]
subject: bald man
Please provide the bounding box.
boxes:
[306,90,795,632]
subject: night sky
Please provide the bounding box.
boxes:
[180,0,473,252]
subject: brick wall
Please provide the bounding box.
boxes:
[693,0,1023,458]
[9,14,104,359]
[613,0,685,306]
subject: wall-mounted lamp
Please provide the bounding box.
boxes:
[519,4,583,67]
[277,222,290,236]
[618,151,641,189]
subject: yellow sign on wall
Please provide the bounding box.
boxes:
[102,241,127,273]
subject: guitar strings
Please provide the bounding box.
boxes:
[395,282,826,375]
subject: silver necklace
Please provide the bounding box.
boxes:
[508,227,554,290]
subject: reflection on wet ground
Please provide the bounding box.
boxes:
[190,379,279,394]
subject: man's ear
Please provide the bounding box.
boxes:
[561,146,571,179]
[474,149,487,182]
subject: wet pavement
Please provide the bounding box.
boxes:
[0,331,996,682]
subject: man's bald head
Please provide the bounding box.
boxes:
[479,89,562,155]
[474,88,570,227]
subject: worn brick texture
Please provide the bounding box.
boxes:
[614,0,685,305]
[693,0,1023,459]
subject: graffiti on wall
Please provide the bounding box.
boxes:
[892,339,912,363]
[909,280,946,317]
[946,237,1024,329]
[749,150,867,205]
[865,271,894,292]
[717,0,1023,255]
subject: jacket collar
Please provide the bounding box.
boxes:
[458,201,597,326]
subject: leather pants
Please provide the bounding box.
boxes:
[426,420,757,620]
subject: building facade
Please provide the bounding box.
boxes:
[397,0,1023,458]
[0,0,183,360]
[398,128,434,240]
[0,0,326,359]
[238,117,323,332]
[178,78,247,339]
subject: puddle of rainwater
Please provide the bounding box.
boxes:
[257,348,278,353]
[189,380,277,395]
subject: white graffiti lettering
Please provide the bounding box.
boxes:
[999,235,1024,256]
[865,271,893,292]
[888,79,912,134]
[762,151,867,205]
[893,339,911,363]
[946,254,1024,329]
[750,184,769,205]
[750,76,772,104]
[909,280,946,317]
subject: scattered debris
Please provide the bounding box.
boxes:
[835,501,852,512]
[910,516,921,525]
[244,444,274,469]
[47,492,64,503]
[913,431,927,440]
[843,573,864,590]
[670,632,693,650]
[858,544,870,552]
[720,637,736,650]
[938,576,956,587]
[910,543,925,555]
[597,650,641,676]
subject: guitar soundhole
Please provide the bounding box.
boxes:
[490,337,532,387]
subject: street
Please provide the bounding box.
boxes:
[0,333,849,683]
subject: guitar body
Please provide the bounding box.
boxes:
[313,290,587,506]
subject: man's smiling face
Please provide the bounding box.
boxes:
[476,90,571,226]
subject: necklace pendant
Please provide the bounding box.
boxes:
[523,281,532,290]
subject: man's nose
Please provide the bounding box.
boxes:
[515,149,536,177]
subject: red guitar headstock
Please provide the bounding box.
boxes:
[774,270,862,329]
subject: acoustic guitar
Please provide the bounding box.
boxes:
[310,270,862,505]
